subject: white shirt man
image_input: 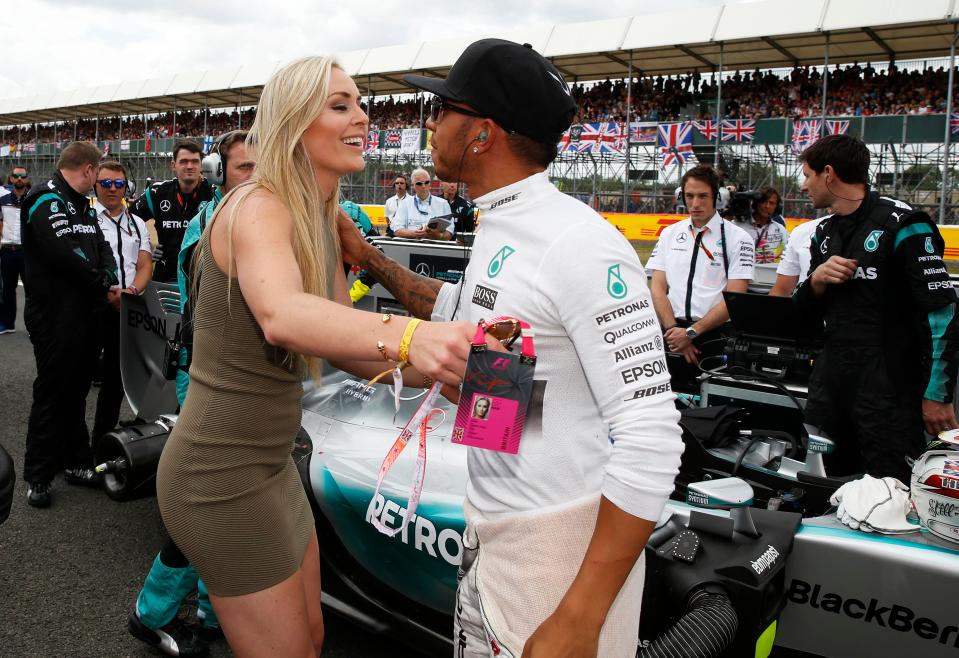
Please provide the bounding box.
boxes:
[95,201,152,292]
[648,168,754,366]
[391,169,453,239]
[384,175,408,227]
[769,218,824,296]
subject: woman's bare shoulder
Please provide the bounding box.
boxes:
[220,185,291,228]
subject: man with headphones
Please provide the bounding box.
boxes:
[131,139,215,282]
[126,130,254,657]
[336,39,684,658]
[647,164,755,380]
[731,186,789,264]
[795,134,959,483]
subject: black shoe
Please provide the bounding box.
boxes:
[195,623,224,643]
[63,468,101,488]
[128,612,209,657]
[27,481,52,508]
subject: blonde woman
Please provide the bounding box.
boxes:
[156,57,480,657]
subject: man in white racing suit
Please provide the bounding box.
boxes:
[338,39,683,658]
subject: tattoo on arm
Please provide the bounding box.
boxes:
[362,248,442,320]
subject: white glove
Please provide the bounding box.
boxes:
[830,475,917,534]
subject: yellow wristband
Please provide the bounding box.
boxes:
[398,318,423,363]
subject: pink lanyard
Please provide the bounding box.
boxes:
[369,380,444,538]
[369,316,535,537]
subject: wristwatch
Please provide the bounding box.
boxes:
[685,327,699,340]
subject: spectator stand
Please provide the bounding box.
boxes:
[3,0,959,220]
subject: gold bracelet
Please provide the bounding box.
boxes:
[398,318,423,363]
[376,340,392,362]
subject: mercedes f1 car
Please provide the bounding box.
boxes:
[101,278,959,658]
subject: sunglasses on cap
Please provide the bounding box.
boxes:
[428,97,486,123]
[97,179,127,189]
[11,172,28,179]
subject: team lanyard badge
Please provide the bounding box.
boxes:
[368,317,536,537]
[452,317,537,454]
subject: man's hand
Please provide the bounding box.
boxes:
[922,398,958,436]
[678,343,700,365]
[106,288,122,310]
[335,209,374,267]
[522,609,599,658]
[425,228,449,241]
[664,326,690,352]
[810,255,857,294]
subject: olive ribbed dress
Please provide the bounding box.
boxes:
[157,226,312,597]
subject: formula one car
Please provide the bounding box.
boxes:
[104,281,959,658]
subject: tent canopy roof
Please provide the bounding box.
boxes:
[2,0,957,125]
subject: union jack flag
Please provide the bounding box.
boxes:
[658,122,695,168]
[557,125,585,153]
[692,119,719,141]
[384,130,402,148]
[945,459,959,475]
[577,122,626,154]
[721,119,756,142]
[364,129,379,153]
[791,119,822,155]
[826,120,850,136]
[951,114,959,134]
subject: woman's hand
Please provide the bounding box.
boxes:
[406,321,503,387]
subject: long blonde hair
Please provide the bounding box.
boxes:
[226,56,344,378]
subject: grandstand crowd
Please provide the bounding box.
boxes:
[0,63,954,145]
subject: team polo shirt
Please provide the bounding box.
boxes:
[391,193,453,234]
[95,202,151,289]
[732,218,789,264]
[646,213,754,321]
[776,218,824,282]
[431,171,683,522]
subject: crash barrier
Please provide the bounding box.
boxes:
[0,443,14,525]
[359,206,959,259]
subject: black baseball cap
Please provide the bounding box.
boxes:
[403,39,577,144]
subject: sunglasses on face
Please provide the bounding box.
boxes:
[413,181,430,187]
[11,172,28,179]
[97,179,127,189]
[428,97,486,123]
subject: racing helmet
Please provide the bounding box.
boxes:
[910,439,959,544]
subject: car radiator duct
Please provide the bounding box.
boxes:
[639,588,738,658]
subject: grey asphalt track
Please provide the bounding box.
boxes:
[0,291,425,658]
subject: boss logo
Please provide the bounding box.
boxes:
[471,285,498,311]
